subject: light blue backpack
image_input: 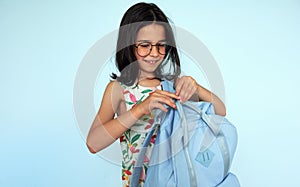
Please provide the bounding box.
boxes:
[130,80,240,187]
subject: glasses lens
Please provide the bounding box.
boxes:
[137,43,151,57]
[157,43,166,55]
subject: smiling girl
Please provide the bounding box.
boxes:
[86,3,226,186]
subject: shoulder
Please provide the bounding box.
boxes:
[106,80,122,90]
[100,81,125,114]
[104,80,124,98]
[100,81,124,107]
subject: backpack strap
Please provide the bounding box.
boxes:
[130,80,172,187]
[130,109,166,187]
[175,100,198,187]
[131,80,197,187]
[162,80,231,179]
[130,80,231,186]
[182,102,231,178]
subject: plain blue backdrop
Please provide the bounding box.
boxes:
[1,0,300,186]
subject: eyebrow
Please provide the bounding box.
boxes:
[136,39,167,43]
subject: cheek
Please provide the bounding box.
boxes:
[134,51,143,62]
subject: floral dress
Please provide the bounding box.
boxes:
[119,82,161,187]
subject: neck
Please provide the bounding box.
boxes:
[137,78,161,87]
[138,72,156,81]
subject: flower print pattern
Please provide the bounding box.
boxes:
[129,92,137,103]
[119,82,161,187]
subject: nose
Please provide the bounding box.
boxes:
[149,45,159,57]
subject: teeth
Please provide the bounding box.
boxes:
[146,60,156,64]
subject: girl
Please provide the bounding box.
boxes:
[86,2,226,187]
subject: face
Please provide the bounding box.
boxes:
[135,24,166,79]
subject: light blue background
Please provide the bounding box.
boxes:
[1,0,299,186]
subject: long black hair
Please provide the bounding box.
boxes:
[111,2,181,86]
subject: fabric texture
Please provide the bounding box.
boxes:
[130,80,240,187]
[119,82,161,187]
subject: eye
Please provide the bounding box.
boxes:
[139,43,151,48]
[157,43,166,48]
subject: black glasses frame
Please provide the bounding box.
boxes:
[135,42,169,57]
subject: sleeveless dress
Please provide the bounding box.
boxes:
[119,82,161,187]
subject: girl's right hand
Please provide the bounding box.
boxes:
[135,90,180,115]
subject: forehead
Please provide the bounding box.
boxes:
[136,24,166,42]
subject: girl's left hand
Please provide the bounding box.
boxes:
[175,76,198,103]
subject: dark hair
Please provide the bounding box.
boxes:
[111,2,181,86]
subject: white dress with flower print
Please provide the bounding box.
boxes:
[119,82,161,187]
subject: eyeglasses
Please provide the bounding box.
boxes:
[135,42,168,57]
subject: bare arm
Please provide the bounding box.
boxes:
[175,76,226,116]
[86,81,180,154]
[195,84,226,116]
[86,81,141,153]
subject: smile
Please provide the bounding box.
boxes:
[144,60,159,64]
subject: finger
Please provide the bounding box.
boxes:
[149,97,174,112]
[155,90,180,100]
[154,103,169,112]
[185,85,195,100]
[154,93,177,109]
[180,84,196,102]
[178,82,190,102]
[149,91,177,108]
[175,78,184,96]
[158,95,177,109]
